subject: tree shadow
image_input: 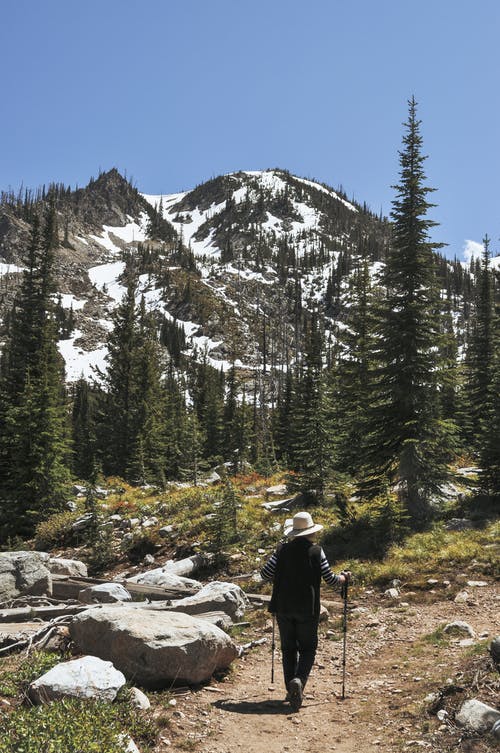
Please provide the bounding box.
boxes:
[213,698,291,715]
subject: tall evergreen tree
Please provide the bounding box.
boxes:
[97,273,138,478]
[127,298,166,485]
[289,315,332,502]
[71,377,98,480]
[461,236,494,452]
[360,98,457,527]
[480,267,500,494]
[0,207,71,538]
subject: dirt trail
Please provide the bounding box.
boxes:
[163,583,499,753]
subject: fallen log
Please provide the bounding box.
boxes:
[51,574,198,602]
[0,614,73,656]
[161,553,214,578]
[0,604,90,623]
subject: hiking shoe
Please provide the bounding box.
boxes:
[287,677,303,711]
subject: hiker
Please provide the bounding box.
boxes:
[260,511,351,711]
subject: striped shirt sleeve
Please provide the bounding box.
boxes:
[320,548,341,587]
[260,550,278,582]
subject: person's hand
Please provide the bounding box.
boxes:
[340,570,351,584]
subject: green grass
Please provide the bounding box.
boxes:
[0,696,155,753]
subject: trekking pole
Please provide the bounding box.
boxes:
[271,614,276,683]
[340,579,348,700]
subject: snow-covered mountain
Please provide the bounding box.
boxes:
[0,167,469,382]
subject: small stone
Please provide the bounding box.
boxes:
[459,638,475,647]
[384,588,399,599]
[129,687,150,710]
[454,590,469,603]
[443,621,475,638]
[168,698,177,707]
[158,525,174,538]
[437,709,448,721]
[143,554,155,566]
[466,580,487,587]
[427,579,439,586]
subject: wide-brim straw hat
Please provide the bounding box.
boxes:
[283,511,324,538]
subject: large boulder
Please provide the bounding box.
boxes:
[126,567,202,591]
[48,557,88,578]
[490,636,500,665]
[70,606,238,688]
[0,552,52,601]
[167,581,249,622]
[456,699,500,733]
[28,655,126,704]
[78,583,132,604]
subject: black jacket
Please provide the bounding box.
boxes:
[269,537,322,618]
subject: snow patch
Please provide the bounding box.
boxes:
[0,262,25,275]
[58,330,108,382]
[88,262,126,305]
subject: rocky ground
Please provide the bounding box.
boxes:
[157,582,499,753]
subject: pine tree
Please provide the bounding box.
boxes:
[334,260,378,475]
[0,207,71,537]
[98,273,138,478]
[360,98,457,527]
[480,268,500,494]
[461,236,494,452]
[127,299,166,486]
[72,377,97,480]
[289,315,332,503]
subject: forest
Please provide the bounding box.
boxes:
[0,99,498,544]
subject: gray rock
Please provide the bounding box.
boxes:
[384,588,399,600]
[128,686,151,710]
[265,483,288,496]
[48,557,88,578]
[158,525,174,538]
[72,513,94,532]
[118,735,141,753]
[456,699,500,733]
[444,518,474,531]
[443,621,475,638]
[454,590,470,603]
[141,517,158,529]
[78,583,132,604]
[142,554,155,566]
[0,552,52,600]
[167,581,249,622]
[490,636,500,664]
[492,719,500,740]
[70,606,239,687]
[126,567,202,591]
[29,655,126,704]
[66,500,78,511]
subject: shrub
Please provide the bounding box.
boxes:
[0,651,63,697]
[34,510,79,550]
[0,696,155,753]
[323,494,408,561]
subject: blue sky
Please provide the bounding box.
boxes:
[1,0,498,260]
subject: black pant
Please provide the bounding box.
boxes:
[276,613,319,689]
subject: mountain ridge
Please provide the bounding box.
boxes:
[0,167,469,382]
